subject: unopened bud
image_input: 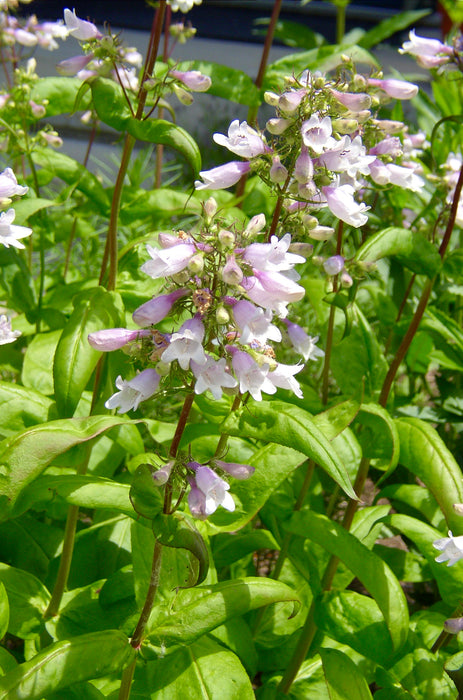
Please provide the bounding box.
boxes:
[188,253,204,275]
[332,118,359,134]
[266,117,291,135]
[308,225,335,241]
[222,255,243,285]
[155,360,171,376]
[313,76,325,90]
[172,270,190,284]
[444,617,463,634]
[264,91,280,106]
[353,74,367,90]
[341,271,353,288]
[218,228,235,248]
[302,214,319,229]
[269,156,288,184]
[323,255,345,276]
[289,242,313,258]
[203,196,217,221]
[216,306,230,324]
[356,110,372,123]
[172,84,194,105]
[244,213,266,238]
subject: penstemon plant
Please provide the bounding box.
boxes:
[2,0,463,698]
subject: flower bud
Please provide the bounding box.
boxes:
[330,88,371,112]
[341,271,353,288]
[222,255,243,285]
[170,69,211,92]
[173,84,194,105]
[372,119,405,135]
[353,74,367,90]
[214,459,255,480]
[188,253,204,275]
[216,306,230,324]
[266,117,291,135]
[301,214,319,229]
[269,156,288,184]
[203,196,217,220]
[308,225,335,241]
[323,255,345,276]
[244,213,266,238]
[155,360,171,376]
[331,118,358,134]
[29,101,46,118]
[444,617,463,634]
[218,228,235,248]
[264,91,280,106]
[289,242,313,258]
[279,89,305,114]
[152,460,175,485]
[313,76,325,90]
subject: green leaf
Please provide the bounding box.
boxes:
[320,647,373,700]
[213,529,280,569]
[0,382,57,438]
[12,474,133,520]
[53,287,124,417]
[285,509,409,652]
[135,637,254,699]
[353,402,400,477]
[31,77,92,117]
[153,512,209,587]
[0,564,50,639]
[129,464,164,520]
[376,646,458,700]
[120,186,201,224]
[21,330,61,396]
[0,416,132,519]
[145,577,300,655]
[175,60,261,106]
[127,119,201,175]
[32,148,109,213]
[383,513,463,607]
[90,77,132,130]
[356,227,441,278]
[221,400,356,500]
[12,197,56,225]
[358,10,430,49]
[315,591,393,664]
[0,630,135,700]
[0,582,8,642]
[395,417,463,534]
[312,399,359,440]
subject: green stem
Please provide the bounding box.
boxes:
[99,1,166,290]
[335,3,346,44]
[321,220,344,404]
[43,503,80,620]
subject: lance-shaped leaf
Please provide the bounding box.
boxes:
[356,226,441,277]
[152,512,209,587]
[320,647,374,700]
[353,402,400,479]
[0,630,135,700]
[145,577,300,656]
[0,564,50,639]
[358,9,430,49]
[32,148,109,213]
[127,118,201,175]
[0,382,57,438]
[53,287,124,417]
[12,474,133,520]
[129,463,164,520]
[0,582,8,642]
[0,416,132,519]
[90,78,201,174]
[395,416,463,534]
[285,509,409,652]
[221,400,356,499]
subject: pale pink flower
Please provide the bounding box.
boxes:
[230,349,277,401]
[168,0,203,12]
[278,89,306,114]
[329,88,371,111]
[214,460,255,480]
[141,242,196,279]
[213,120,269,159]
[242,270,305,317]
[243,233,304,272]
[161,317,207,370]
[0,315,21,345]
[294,147,314,183]
[192,356,237,400]
[268,362,304,399]
[232,299,282,345]
[0,209,32,249]
[57,53,94,76]
[399,30,453,68]
[195,161,251,190]
[64,8,101,41]
[322,184,370,227]
[169,69,211,92]
[88,328,150,351]
[132,289,189,326]
[323,255,345,276]
[270,156,288,184]
[284,321,325,361]
[434,531,463,566]
[189,464,235,517]
[301,114,335,154]
[222,254,243,285]
[318,135,375,178]
[105,369,160,413]
[367,78,418,100]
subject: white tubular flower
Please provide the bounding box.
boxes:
[0,209,32,249]
[0,315,21,345]
[232,300,282,346]
[192,356,238,400]
[141,242,196,279]
[161,317,207,370]
[284,322,325,361]
[195,161,251,190]
[64,8,101,41]
[105,369,160,414]
[213,120,269,158]
[168,0,202,12]
[433,531,463,566]
[230,349,277,401]
[301,113,335,154]
[322,184,370,228]
[0,168,28,203]
[268,362,304,399]
[243,233,305,272]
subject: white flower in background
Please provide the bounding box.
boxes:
[433,531,463,566]
[64,8,101,41]
[0,315,20,345]
[399,29,453,69]
[168,0,202,12]
[105,369,160,413]
[0,168,28,204]
[0,209,32,249]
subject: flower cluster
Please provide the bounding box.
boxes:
[195,65,425,235]
[0,7,67,57]
[89,202,324,518]
[399,29,456,70]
